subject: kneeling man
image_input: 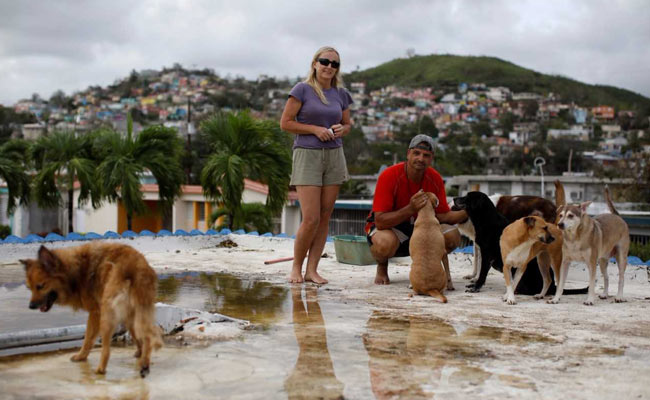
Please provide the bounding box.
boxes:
[365,134,468,284]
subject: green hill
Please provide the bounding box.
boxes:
[345,54,650,111]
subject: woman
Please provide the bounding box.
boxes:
[280,46,353,284]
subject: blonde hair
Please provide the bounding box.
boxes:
[304,46,345,104]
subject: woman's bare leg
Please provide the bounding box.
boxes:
[290,186,323,283]
[304,185,340,284]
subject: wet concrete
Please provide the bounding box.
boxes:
[1,236,649,399]
[0,275,637,399]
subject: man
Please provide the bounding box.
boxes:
[365,134,468,284]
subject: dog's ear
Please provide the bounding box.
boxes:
[523,216,536,228]
[19,259,30,271]
[579,201,592,213]
[37,245,58,274]
[428,193,439,208]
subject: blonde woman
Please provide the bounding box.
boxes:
[280,46,353,284]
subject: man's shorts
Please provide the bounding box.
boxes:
[366,219,414,258]
[290,147,349,186]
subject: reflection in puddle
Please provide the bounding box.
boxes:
[157,272,289,326]
[362,311,554,398]
[284,286,344,400]
[0,271,288,355]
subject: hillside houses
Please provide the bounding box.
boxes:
[9,66,648,176]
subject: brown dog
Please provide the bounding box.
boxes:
[409,192,447,303]
[500,216,563,305]
[555,186,630,305]
[21,243,162,377]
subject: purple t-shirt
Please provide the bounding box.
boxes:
[289,82,353,149]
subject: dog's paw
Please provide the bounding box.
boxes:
[547,298,560,304]
[506,298,517,305]
[95,367,106,375]
[465,287,480,293]
[133,349,142,358]
[462,274,475,280]
[614,297,627,303]
[140,366,150,378]
[446,282,455,291]
[583,300,594,306]
[533,294,545,300]
[70,354,88,362]
[599,294,608,300]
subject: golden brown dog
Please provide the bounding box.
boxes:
[409,192,447,303]
[500,216,563,305]
[21,243,162,377]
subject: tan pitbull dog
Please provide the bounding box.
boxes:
[500,216,563,305]
[555,186,630,305]
[409,192,447,303]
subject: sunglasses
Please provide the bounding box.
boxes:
[317,58,340,69]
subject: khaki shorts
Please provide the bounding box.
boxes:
[290,147,349,186]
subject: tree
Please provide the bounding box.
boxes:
[209,202,273,233]
[95,113,184,231]
[471,121,493,138]
[0,106,37,144]
[339,179,371,198]
[31,131,101,233]
[343,126,369,173]
[0,139,31,214]
[200,111,291,230]
[498,112,515,136]
[523,100,539,120]
[49,90,68,109]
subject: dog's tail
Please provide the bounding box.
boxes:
[427,290,448,303]
[554,180,566,208]
[604,185,620,216]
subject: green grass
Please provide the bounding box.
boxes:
[345,54,650,111]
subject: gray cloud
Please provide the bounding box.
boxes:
[1,0,649,105]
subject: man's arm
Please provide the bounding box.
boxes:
[436,209,468,225]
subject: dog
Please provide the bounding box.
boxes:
[454,191,588,296]
[455,180,565,282]
[554,187,630,305]
[500,216,563,304]
[409,192,447,303]
[21,243,162,377]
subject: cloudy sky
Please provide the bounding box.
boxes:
[1,0,649,106]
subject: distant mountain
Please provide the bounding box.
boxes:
[345,54,650,111]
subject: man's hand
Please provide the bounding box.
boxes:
[409,190,429,213]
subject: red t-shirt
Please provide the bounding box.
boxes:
[365,162,450,233]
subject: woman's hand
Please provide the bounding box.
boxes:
[330,123,350,138]
[313,126,335,142]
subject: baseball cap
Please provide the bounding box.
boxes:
[408,134,435,152]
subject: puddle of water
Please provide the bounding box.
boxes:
[157,271,289,326]
[0,268,289,337]
[361,311,554,398]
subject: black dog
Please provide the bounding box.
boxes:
[454,191,587,295]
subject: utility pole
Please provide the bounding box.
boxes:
[534,157,546,197]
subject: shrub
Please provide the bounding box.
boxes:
[0,225,10,240]
[629,241,650,263]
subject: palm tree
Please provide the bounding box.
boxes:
[209,202,273,233]
[0,139,31,214]
[200,111,291,230]
[95,114,184,231]
[31,131,100,233]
